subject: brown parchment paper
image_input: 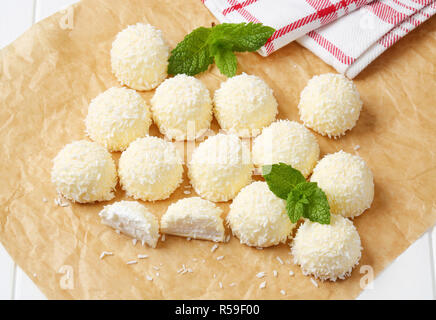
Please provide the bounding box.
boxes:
[0,0,435,300]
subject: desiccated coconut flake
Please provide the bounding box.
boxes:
[276,256,284,265]
[289,270,294,277]
[138,254,148,259]
[211,244,219,253]
[280,290,286,295]
[256,272,266,278]
[273,270,278,277]
[259,281,266,289]
[216,256,224,261]
[127,260,138,265]
[100,251,114,259]
[310,278,319,288]
[146,275,153,281]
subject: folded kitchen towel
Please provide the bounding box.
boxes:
[298,0,436,78]
[203,0,436,78]
[203,0,373,56]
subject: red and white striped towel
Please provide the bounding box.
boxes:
[203,0,436,78]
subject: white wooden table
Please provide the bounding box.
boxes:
[0,0,435,300]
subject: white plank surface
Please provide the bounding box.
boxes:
[0,0,35,49]
[0,246,15,300]
[35,0,80,22]
[13,268,46,300]
[358,232,435,300]
[0,0,434,300]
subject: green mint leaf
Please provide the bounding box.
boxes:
[262,163,306,200]
[286,182,330,224]
[214,49,237,77]
[211,22,275,52]
[168,23,275,77]
[168,27,214,76]
[286,197,305,223]
[304,182,330,224]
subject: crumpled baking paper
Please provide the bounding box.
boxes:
[0,0,435,300]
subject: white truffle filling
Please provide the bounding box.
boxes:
[99,201,160,248]
[161,197,225,242]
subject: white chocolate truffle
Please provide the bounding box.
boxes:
[85,87,152,151]
[51,140,117,203]
[252,120,320,177]
[151,74,212,141]
[188,134,253,202]
[111,23,169,90]
[298,73,362,137]
[99,201,160,248]
[118,136,183,201]
[227,181,296,247]
[213,73,278,137]
[161,197,225,242]
[292,214,362,281]
[310,151,374,218]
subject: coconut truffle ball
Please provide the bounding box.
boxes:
[227,181,296,247]
[111,23,169,90]
[118,136,183,201]
[298,73,362,138]
[188,134,253,202]
[51,140,117,203]
[161,197,225,242]
[213,73,278,137]
[85,87,152,151]
[99,201,160,248]
[252,120,320,177]
[292,214,362,281]
[310,151,374,218]
[151,74,212,141]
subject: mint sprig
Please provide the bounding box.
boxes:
[168,23,275,77]
[262,163,331,224]
[167,27,214,76]
[262,163,305,200]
